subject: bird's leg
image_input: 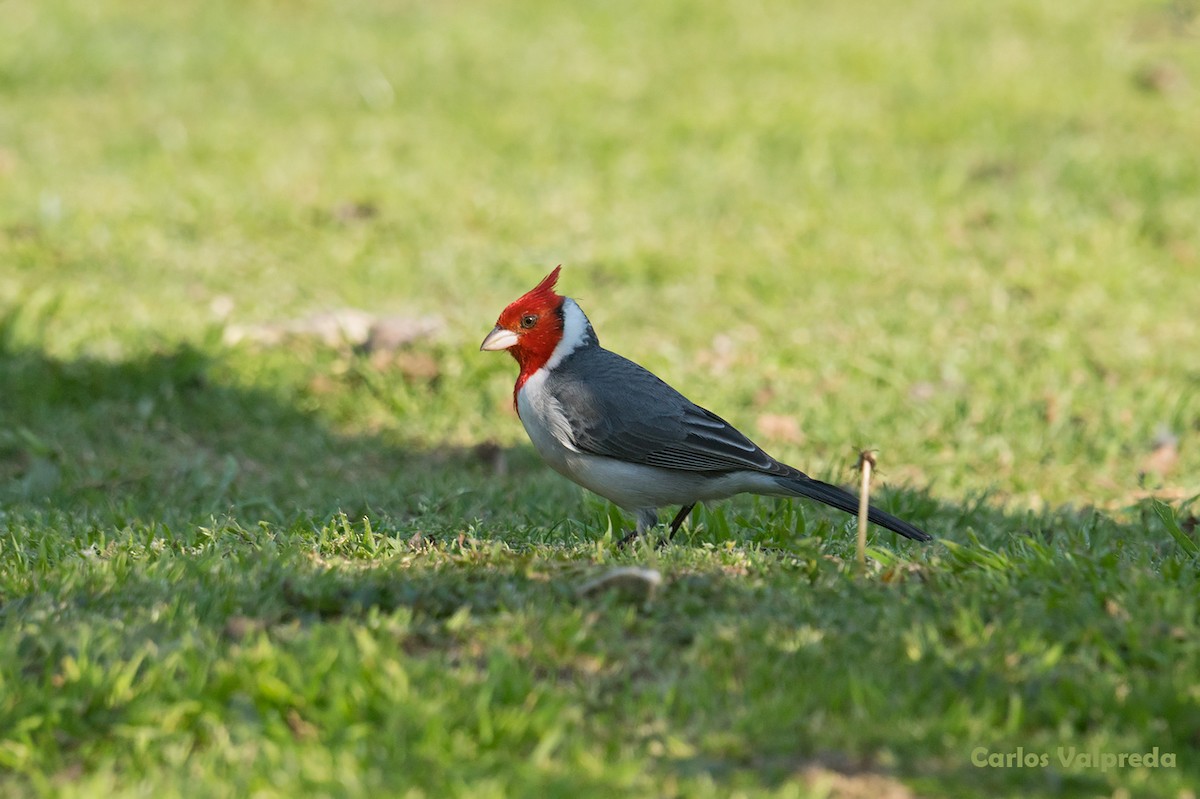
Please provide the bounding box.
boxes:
[616,509,658,548]
[662,503,696,544]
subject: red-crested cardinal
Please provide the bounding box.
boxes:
[481,267,931,544]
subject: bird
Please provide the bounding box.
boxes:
[480,267,931,544]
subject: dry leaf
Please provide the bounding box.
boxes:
[577,567,662,603]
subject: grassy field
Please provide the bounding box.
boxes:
[2,0,1199,795]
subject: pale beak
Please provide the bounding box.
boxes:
[480,326,519,352]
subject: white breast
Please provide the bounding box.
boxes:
[516,369,579,473]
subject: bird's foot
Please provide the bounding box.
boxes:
[617,504,697,550]
[660,503,696,548]
[616,529,641,549]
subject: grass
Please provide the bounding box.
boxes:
[2,0,1199,795]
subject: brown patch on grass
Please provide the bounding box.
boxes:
[756,413,805,445]
[801,765,918,799]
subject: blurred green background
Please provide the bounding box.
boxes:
[3,0,1197,511]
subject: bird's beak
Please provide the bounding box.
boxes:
[480,326,519,352]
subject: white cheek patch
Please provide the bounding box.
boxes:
[545,298,590,370]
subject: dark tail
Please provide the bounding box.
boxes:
[775,474,932,542]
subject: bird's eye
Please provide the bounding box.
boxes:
[520,314,538,329]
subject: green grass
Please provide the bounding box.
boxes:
[2,0,1199,795]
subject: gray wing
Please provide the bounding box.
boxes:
[547,346,791,475]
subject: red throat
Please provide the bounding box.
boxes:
[494,267,566,409]
[510,324,561,393]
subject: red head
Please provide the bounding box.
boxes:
[480,266,568,392]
